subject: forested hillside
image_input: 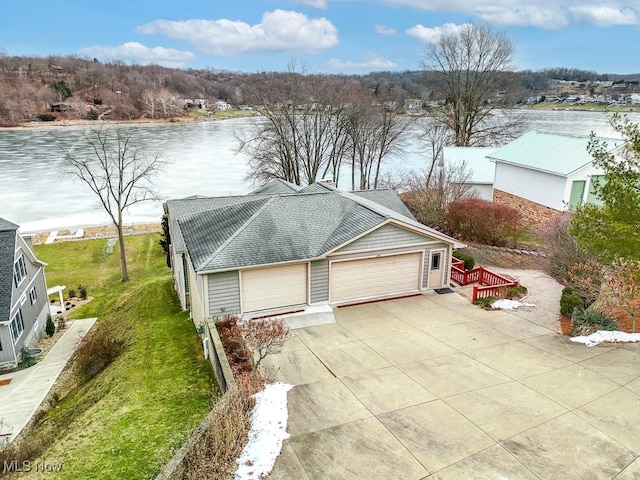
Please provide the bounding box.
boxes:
[0,52,638,126]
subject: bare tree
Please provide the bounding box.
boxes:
[418,117,454,184]
[421,22,524,147]
[237,64,358,187]
[65,127,167,281]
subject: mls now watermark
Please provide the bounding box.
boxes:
[3,460,63,473]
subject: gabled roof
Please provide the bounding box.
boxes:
[443,147,497,184]
[350,189,417,220]
[175,186,462,273]
[487,130,625,177]
[0,218,19,323]
[249,178,302,195]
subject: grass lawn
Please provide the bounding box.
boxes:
[14,235,216,479]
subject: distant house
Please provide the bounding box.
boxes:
[489,130,625,214]
[164,181,463,324]
[0,218,49,369]
[442,147,497,201]
[214,100,231,111]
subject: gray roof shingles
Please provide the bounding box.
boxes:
[249,178,302,195]
[350,189,417,220]
[173,184,462,273]
[0,218,19,323]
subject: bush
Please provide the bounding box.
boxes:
[571,308,618,336]
[78,284,88,299]
[38,113,56,122]
[19,346,36,368]
[560,287,584,317]
[506,285,528,299]
[87,108,99,120]
[538,213,593,281]
[73,329,127,382]
[452,250,475,270]
[68,289,76,299]
[445,198,523,246]
[45,314,56,337]
[473,296,496,309]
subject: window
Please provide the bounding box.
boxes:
[29,286,37,305]
[431,252,441,271]
[10,310,24,344]
[13,255,27,286]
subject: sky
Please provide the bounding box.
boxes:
[1,0,639,75]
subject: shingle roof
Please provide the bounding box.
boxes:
[350,189,417,220]
[176,187,463,273]
[298,182,334,194]
[0,218,19,323]
[249,178,302,195]
[443,147,497,184]
[488,130,625,176]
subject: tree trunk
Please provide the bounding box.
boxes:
[117,223,129,282]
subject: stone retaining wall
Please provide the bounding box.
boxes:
[493,189,563,230]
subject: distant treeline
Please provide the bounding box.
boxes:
[0,53,638,126]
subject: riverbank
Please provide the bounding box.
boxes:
[29,222,162,246]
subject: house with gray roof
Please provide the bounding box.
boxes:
[489,130,625,211]
[0,218,49,369]
[164,180,463,324]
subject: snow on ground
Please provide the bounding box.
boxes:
[491,299,536,310]
[235,382,294,480]
[570,330,640,347]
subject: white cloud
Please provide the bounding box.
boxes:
[78,42,195,68]
[406,22,469,43]
[354,0,640,29]
[569,5,639,26]
[375,25,396,36]
[327,53,398,70]
[292,0,328,8]
[137,10,338,56]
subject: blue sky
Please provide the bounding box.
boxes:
[2,0,639,74]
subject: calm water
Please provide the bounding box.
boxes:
[1,109,637,230]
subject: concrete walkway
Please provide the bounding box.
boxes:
[0,318,96,443]
[266,293,640,479]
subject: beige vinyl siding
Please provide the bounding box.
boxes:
[208,271,241,317]
[241,264,307,313]
[310,260,329,303]
[335,223,432,253]
[330,252,422,304]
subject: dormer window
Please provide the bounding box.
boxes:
[13,255,27,286]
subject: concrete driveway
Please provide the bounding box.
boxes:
[266,292,640,480]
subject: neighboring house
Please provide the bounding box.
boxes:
[214,100,231,111]
[489,130,625,212]
[442,147,497,201]
[164,181,463,324]
[0,218,49,369]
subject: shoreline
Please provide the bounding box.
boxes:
[0,112,259,131]
[29,222,162,246]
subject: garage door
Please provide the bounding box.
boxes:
[241,264,307,312]
[330,252,422,304]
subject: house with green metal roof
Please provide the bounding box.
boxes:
[488,130,625,211]
[0,218,49,369]
[164,181,464,325]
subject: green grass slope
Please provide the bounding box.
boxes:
[13,235,216,479]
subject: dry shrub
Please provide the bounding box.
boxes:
[182,389,255,480]
[538,212,593,281]
[238,317,290,374]
[73,328,127,382]
[445,198,522,246]
[215,315,253,379]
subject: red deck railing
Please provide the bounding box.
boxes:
[451,258,518,302]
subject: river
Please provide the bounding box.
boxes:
[1,109,638,231]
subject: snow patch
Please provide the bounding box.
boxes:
[491,299,536,310]
[570,330,640,347]
[235,382,294,480]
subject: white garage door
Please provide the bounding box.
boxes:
[241,264,307,312]
[330,252,422,304]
